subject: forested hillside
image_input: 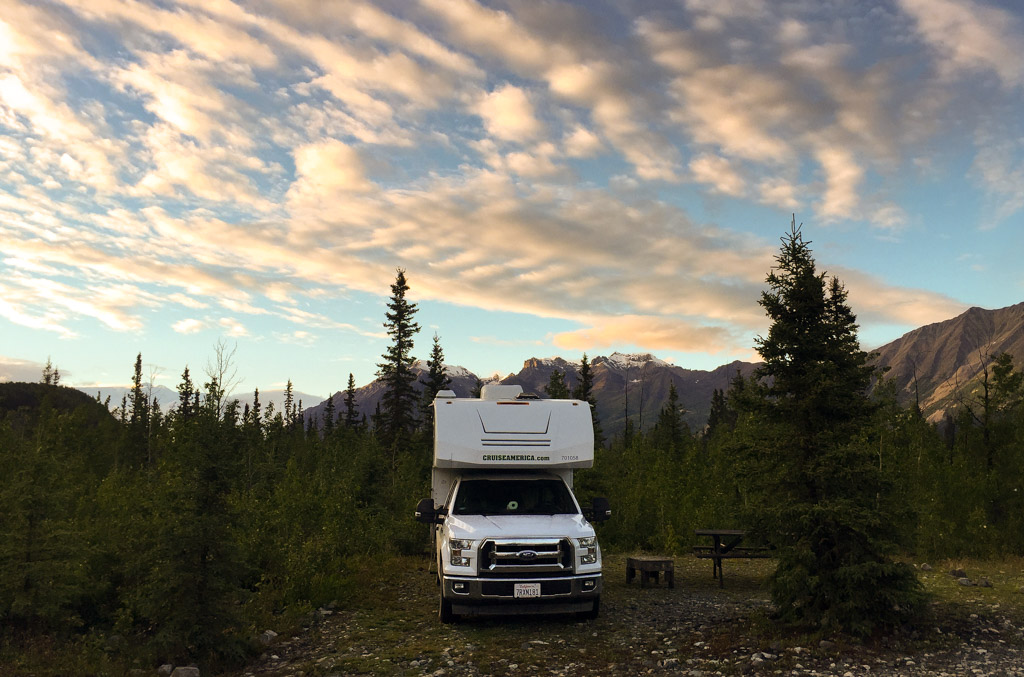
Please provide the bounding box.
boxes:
[4,277,1024,671]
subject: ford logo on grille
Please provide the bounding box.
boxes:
[517,550,539,559]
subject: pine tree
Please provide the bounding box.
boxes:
[654,382,686,452]
[375,269,421,444]
[123,353,152,468]
[420,334,452,430]
[545,369,570,399]
[176,366,197,423]
[323,394,336,435]
[745,218,922,635]
[284,379,294,423]
[705,388,729,438]
[343,373,360,428]
[41,357,60,386]
[572,353,603,446]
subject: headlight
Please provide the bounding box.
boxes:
[450,538,473,567]
[577,537,598,565]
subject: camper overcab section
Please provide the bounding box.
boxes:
[415,384,609,622]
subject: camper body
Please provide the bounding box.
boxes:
[415,385,609,622]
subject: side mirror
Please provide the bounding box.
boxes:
[414,498,436,524]
[591,497,611,523]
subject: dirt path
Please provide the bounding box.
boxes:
[239,555,1024,676]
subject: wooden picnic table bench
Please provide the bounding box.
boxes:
[693,529,770,588]
[626,556,674,589]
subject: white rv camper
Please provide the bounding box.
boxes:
[415,384,610,622]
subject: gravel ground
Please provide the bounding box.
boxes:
[240,556,1024,677]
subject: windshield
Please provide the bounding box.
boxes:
[452,478,578,516]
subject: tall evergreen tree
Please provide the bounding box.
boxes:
[420,334,452,430]
[123,353,152,468]
[705,388,729,438]
[572,354,603,446]
[41,357,60,386]
[375,268,421,443]
[745,218,922,635]
[322,394,336,435]
[284,379,295,424]
[654,382,686,452]
[176,366,197,423]
[343,373,360,428]
[545,369,570,399]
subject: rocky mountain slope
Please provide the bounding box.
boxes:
[871,302,1024,422]
[301,302,1024,437]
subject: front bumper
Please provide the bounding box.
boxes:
[443,574,601,616]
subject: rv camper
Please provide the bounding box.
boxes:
[415,384,610,622]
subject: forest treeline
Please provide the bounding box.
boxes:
[3,246,1024,668]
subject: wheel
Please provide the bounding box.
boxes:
[439,585,456,623]
[577,595,600,621]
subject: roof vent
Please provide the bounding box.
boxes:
[434,390,457,399]
[480,384,523,400]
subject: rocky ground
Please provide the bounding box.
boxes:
[238,555,1024,677]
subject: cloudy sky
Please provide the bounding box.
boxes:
[2,0,1023,396]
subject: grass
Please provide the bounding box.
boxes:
[264,551,1024,676]
[4,553,1022,676]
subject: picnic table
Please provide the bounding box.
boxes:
[693,529,770,588]
[625,556,674,589]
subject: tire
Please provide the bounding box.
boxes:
[439,584,456,623]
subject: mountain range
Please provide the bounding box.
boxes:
[872,302,1024,422]
[67,302,1024,435]
[305,302,1024,437]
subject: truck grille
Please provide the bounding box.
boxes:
[478,538,573,578]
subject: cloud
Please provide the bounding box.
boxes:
[562,125,603,158]
[0,0,1004,368]
[477,84,544,142]
[552,314,742,356]
[173,318,204,334]
[815,145,864,221]
[0,355,49,383]
[835,267,965,329]
[287,139,374,207]
[218,317,249,337]
[689,153,745,196]
[900,0,1024,89]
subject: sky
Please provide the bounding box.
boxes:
[2,0,1024,399]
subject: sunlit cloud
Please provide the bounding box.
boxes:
[218,317,249,337]
[552,314,743,356]
[173,318,205,334]
[901,0,1024,89]
[0,0,1011,385]
[477,84,544,142]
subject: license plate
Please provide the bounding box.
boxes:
[514,583,541,599]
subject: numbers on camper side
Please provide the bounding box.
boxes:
[561,455,579,461]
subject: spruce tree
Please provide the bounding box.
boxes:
[376,268,421,444]
[323,394,336,435]
[284,379,294,423]
[654,382,686,452]
[545,369,570,399]
[123,353,152,468]
[746,218,922,635]
[41,357,60,385]
[420,334,452,431]
[572,353,604,446]
[343,373,360,428]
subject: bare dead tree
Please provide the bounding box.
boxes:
[204,338,243,415]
